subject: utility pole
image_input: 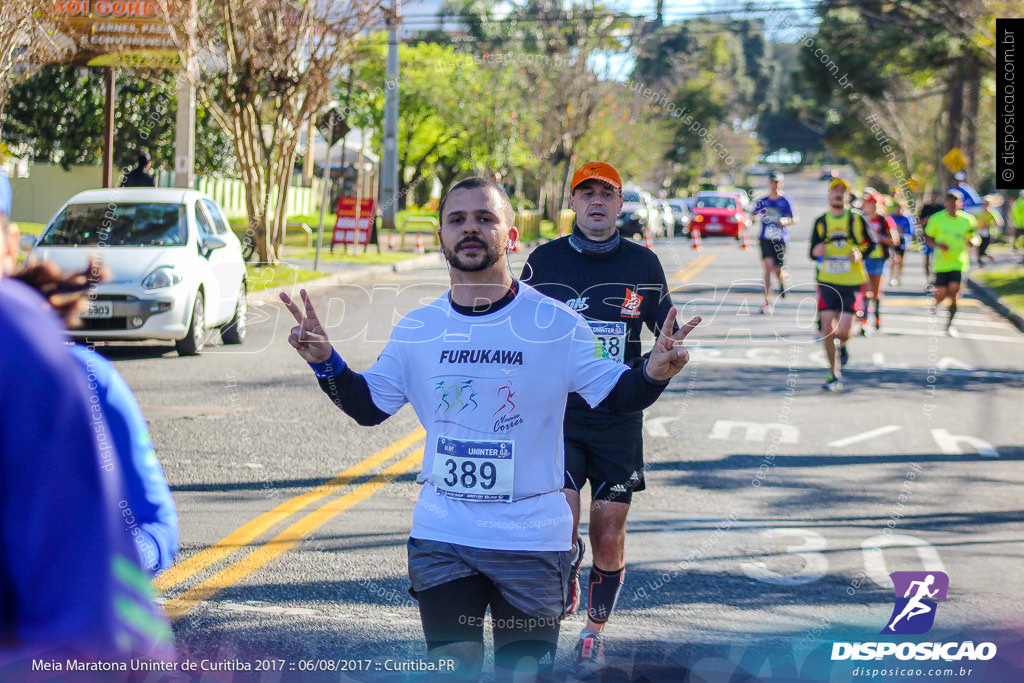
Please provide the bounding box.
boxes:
[381,0,400,231]
[102,68,115,188]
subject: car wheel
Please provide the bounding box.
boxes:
[220,283,247,345]
[175,290,206,356]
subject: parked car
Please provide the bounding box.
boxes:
[617,189,660,238]
[666,199,692,237]
[690,192,747,239]
[657,201,676,238]
[720,187,750,209]
[23,188,248,355]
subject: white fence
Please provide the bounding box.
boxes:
[9,163,321,225]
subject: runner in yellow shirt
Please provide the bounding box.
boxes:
[809,178,875,391]
[924,189,978,336]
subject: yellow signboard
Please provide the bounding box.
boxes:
[942,148,967,174]
[52,0,182,68]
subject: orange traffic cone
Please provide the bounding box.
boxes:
[511,238,522,253]
[739,227,751,250]
[386,233,396,251]
[414,233,425,254]
[643,226,654,250]
[690,226,703,251]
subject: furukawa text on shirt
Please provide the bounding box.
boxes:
[439,349,524,365]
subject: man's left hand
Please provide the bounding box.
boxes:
[646,308,702,382]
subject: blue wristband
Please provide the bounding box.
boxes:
[309,349,346,379]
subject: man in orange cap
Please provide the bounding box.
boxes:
[522,161,681,675]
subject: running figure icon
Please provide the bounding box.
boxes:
[888,574,938,631]
[882,571,949,635]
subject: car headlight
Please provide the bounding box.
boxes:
[142,266,182,290]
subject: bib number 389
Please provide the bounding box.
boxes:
[432,437,515,502]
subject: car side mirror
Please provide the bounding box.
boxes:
[203,236,227,251]
[19,234,37,252]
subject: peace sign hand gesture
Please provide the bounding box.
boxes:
[280,289,333,363]
[645,307,702,382]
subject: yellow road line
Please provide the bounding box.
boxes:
[162,446,426,619]
[155,427,426,592]
[671,253,716,283]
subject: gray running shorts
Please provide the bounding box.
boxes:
[407,537,571,619]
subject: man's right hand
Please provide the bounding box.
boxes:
[281,289,332,363]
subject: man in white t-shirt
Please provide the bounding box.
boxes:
[282,177,700,681]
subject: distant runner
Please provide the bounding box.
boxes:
[888,199,915,286]
[860,190,900,331]
[974,196,1002,267]
[809,178,875,391]
[924,189,977,336]
[918,191,945,291]
[751,171,796,314]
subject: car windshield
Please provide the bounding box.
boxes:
[622,191,641,203]
[39,203,187,247]
[696,196,737,210]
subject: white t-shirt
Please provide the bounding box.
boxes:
[363,282,628,551]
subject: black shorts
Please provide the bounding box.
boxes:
[817,283,860,314]
[759,239,786,267]
[564,416,645,503]
[933,270,963,287]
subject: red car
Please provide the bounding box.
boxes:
[689,192,747,239]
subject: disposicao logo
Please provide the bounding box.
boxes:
[882,571,948,635]
[831,571,997,663]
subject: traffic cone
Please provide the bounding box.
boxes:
[386,233,396,251]
[511,238,522,253]
[643,226,654,250]
[690,226,703,251]
[739,227,751,250]
[414,233,425,254]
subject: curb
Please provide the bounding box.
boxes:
[246,252,443,304]
[966,275,1024,334]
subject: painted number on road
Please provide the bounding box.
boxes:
[743,528,945,589]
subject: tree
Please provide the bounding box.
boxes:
[159,0,384,264]
[3,66,232,176]
[0,0,68,127]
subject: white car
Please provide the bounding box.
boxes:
[25,188,247,355]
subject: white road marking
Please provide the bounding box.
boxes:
[936,357,973,371]
[882,327,1022,343]
[930,429,1000,458]
[709,420,800,444]
[742,528,828,586]
[644,416,677,437]
[827,425,902,448]
[862,534,946,589]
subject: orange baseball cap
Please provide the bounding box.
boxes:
[571,161,622,192]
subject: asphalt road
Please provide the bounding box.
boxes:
[104,173,1024,682]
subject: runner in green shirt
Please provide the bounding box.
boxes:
[1010,191,1024,254]
[924,189,978,336]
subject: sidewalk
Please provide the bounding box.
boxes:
[966,247,1024,333]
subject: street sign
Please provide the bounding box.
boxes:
[332,197,376,248]
[317,108,350,147]
[942,148,967,174]
[51,0,184,68]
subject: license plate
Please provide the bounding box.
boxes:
[81,301,113,319]
[705,225,721,232]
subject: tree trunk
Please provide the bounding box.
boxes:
[941,63,964,189]
[962,58,980,174]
